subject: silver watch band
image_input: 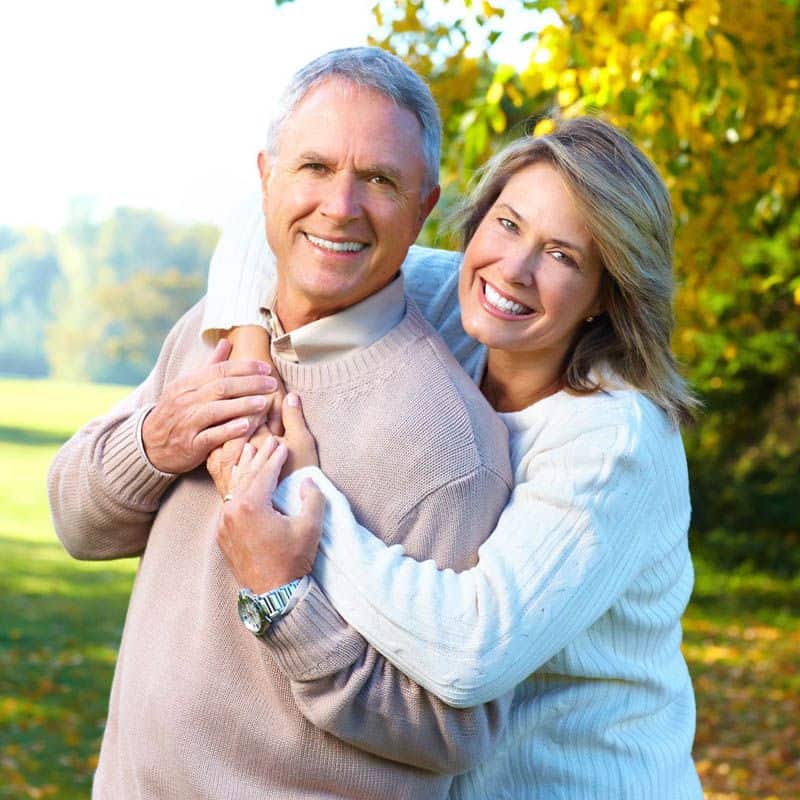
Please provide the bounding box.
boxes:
[259,579,302,620]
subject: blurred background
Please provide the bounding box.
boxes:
[1,1,798,797]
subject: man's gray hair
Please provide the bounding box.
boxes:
[267,47,441,191]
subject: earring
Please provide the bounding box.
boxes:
[585,315,595,323]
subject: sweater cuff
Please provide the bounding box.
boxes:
[100,405,178,509]
[265,577,363,681]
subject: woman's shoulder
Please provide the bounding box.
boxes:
[509,376,683,471]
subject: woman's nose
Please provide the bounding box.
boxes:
[498,250,536,287]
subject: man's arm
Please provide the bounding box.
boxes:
[48,302,276,561]
[219,437,511,774]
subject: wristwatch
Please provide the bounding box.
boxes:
[237,579,302,637]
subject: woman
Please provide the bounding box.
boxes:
[207,117,702,798]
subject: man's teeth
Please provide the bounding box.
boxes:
[484,283,532,315]
[306,233,366,253]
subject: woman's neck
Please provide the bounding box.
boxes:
[481,348,565,412]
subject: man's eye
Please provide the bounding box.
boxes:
[498,217,518,233]
[369,174,393,187]
[302,163,327,173]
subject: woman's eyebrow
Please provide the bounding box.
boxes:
[496,202,524,221]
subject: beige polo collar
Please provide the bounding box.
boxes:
[260,274,406,364]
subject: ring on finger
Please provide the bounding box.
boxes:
[223,493,234,503]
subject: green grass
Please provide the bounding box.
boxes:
[0,378,134,799]
[1,377,797,799]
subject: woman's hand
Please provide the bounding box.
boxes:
[248,392,319,481]
[216,436,326,593]
[207,325,285,495]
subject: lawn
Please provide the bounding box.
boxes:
[1,377,797,799]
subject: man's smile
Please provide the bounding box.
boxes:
[304,232,368,254]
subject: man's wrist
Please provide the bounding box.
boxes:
[136,405,177,478]
[237,577,307,637]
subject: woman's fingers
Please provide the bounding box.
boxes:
[245,439,288,504]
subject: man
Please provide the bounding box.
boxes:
[48,48,512,799]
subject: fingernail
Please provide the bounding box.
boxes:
[251,396,267,409]
[243,443,254,458]
[287,392,300,408]
[258,362,271,374]
[264,377,278,391]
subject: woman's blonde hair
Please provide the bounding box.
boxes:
[457,116,698,426]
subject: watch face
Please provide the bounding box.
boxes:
[238,594,264,635]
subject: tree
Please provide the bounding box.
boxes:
[365,0,800,562]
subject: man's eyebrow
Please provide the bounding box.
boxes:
[296,151,332,164]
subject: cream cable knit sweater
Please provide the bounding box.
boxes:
[203,201,703,799]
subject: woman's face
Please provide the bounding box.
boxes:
[458,162,604,360]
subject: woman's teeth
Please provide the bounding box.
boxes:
[306,233,366,253]
[484,282,532,315]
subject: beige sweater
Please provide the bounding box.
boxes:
[48,298,513,800]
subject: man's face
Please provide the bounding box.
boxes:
[258,78,440,331]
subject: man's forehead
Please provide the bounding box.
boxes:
[274,79,426,176]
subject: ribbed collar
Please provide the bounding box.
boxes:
[261,274,406,364]
[272,300,430,392]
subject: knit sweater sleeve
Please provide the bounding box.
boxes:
[201,190,273,340]
[46,306,200,560]
[274,395,685,708]
[264,465,513,774]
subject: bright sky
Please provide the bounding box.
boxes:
[2,0,539,230]
[2,0,379,229]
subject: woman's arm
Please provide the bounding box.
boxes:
[274,396,690,707]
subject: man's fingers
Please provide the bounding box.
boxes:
[199,373,278,402]
[199,395,268,431]
[197,358,273,389]
[195,416,252,456]
[208,338,233,365]
[281,392,308,438]
[295,478,326,545]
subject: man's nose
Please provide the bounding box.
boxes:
[320,173,362,223]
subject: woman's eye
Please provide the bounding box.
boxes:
[498,217,518,233]
[550,250,577,267]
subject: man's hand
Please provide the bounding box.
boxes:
[217,437,326,593]
[206,326,285,496]
[142,339,277,475]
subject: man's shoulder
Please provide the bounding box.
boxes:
[389,301,511,486]
[150,297,210,380]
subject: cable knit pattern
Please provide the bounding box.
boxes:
[275,389,701,799]
[48,298,515,799]
[203,202,702,799]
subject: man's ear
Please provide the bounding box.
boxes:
[414,184,441,238]
[257,151,272,191]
